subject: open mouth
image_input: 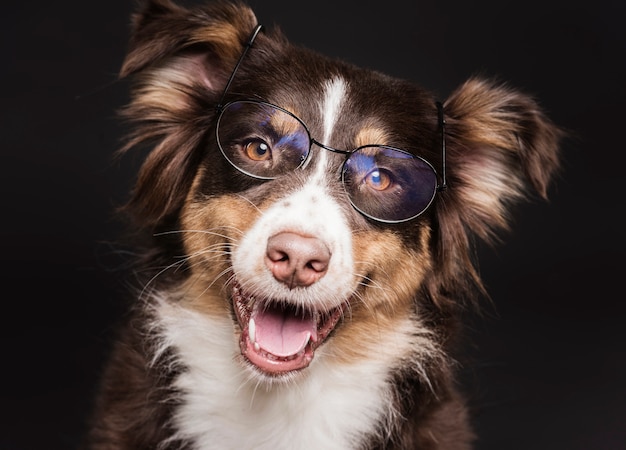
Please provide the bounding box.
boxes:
[232,283,345,375]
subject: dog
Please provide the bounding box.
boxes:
[86,0,561,448]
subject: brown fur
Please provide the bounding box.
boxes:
[87,1,562,448]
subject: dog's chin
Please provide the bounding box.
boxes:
[232,282,345,377]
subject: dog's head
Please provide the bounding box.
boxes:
[117,0,561,379]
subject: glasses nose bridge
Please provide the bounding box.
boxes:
[310,138,351,156]
[304,138,351,180]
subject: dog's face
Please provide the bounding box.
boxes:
[172,44,440,378]
[119,0,560,382]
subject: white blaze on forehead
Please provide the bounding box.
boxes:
[321,77,347,143]
[310,77,347,180]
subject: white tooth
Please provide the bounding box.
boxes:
[254,342,260,352]
[249,318,256,344]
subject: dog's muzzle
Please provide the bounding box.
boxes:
[232,231,346,375]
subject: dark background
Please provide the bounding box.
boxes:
[2,0,625,449]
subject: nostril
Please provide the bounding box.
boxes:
[267,248,289,263]
[265,232,331,288]
[307,259,328,273]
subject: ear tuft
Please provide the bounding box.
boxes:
[444,77,562,200]
[442,77,562,236]
[120,0,258,78]
[432,77,563,302]
[116,0,259,229]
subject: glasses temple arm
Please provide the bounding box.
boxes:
[435,101,447,192]
[216,24,264,112]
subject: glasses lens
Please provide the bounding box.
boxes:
[342,146,438,222]
[216,101,311,179]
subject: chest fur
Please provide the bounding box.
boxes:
[152,299,409,450]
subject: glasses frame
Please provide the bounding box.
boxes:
[216,99,312,180]
[215,24,448,223]
[216,99,439,223]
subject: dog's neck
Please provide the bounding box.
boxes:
[150,294,419,449]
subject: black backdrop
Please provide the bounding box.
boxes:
[2,1,625,449]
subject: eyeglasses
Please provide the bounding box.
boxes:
[215,25,447,223]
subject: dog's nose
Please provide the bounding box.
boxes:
[265,232,330,288]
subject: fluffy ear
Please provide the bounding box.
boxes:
[120,0,257,77]
[117,0,258,228]
[433,77,562,299]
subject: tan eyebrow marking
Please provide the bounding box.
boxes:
[269,105,304,137]
[355,124,392,148]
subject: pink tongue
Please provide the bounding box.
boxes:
[253,304,316,357]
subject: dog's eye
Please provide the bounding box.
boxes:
[365,169,392,191]
[244,140,272,161]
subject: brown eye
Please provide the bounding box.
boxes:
[244,140,271,161]
[365,169,392,191]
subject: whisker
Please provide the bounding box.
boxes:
[191,266,234,300]
[139,258,190,301]
[182,242,235,261]
[355,272,392,294]
[154,227,243,241]
[138,241,234,300]
[233,194,264,215]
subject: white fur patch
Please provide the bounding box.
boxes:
[151,296,422,450]
[308,76,347,181]
[321,77,347,143]
[231,182,354,311]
